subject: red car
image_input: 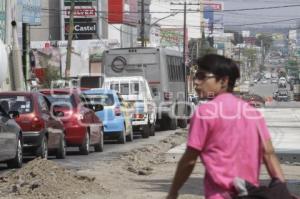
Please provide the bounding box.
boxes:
[0,92,66,159]
[40,89,103,155]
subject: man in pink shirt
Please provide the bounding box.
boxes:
[167,54,285,199]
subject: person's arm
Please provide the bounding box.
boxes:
[166,147,199,199]
[263,139,285,182]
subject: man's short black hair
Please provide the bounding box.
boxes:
[195,54,240,92]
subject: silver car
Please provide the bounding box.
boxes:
[0,105,23,168]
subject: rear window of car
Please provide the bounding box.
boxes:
[84,93,115,106]
[45,94,76,108]
[0,95,33,114]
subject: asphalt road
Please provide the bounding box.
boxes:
[0,129,179,172]
[250,79,300,108]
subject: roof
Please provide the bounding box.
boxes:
[39,88,80,95]
[105,76,146,82]
[0,91,37,96]
[83,88,117,95]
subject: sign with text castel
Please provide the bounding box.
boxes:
[65,22,97,34]
[65,6,97,18]
[108,0,138,26]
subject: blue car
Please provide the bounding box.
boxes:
[83,89,133,144]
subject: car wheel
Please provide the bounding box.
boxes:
[119,127,126,144]
[37,136,48,159]
[56,134,66,159]
[126,126,134,142]
[150,123,155,136]
[79,131,90,155]
[169,118,177,130]
[7,136,23,168]
[94,128,104,152]
[178,119,187,128]
[141,123,150,138]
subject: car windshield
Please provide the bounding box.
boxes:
[0,95,33,114]
[83,93,115,106]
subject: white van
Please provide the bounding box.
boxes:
[103,76,156,138]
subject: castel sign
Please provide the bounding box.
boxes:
[65,23,97,34]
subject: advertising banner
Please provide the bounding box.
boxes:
[0,0,5,41]
[64,0,96,2]
[65,22,97,34]
[108,0,138,26]
[30,40,108,77]
[65,6,97,18]
[18,0,41,25]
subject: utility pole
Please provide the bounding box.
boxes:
[11,21,25,90]
[183,1,188,104]
[140,0,145,47]
[22,23,30,90]
[65,0,75,78]
[171,1,188,115]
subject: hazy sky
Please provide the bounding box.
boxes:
[151,0,300,37]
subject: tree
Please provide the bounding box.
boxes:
[41,67,60,88]
[255,33,273,54]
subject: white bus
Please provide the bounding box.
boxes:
[102,47,188,130]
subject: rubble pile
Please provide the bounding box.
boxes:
[0,158,105,199]
[122,131,187,175]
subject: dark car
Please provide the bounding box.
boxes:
[242,94,265,108]
[0,106,23,168]
[0,92,66,159]
[40,89,104,155]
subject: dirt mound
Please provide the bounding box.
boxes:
[0,158,105,199]
[122,131,187,176]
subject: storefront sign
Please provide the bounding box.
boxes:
[0,0,5,41]
[65,6,97,18]
[65,22,97,34]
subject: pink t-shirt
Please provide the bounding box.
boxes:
[187,93,271,199]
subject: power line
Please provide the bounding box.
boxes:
[39,4,300,14]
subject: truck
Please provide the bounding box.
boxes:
[102,47,187,130]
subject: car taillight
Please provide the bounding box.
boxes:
[133,113,145,119]
[164,92,173,101]
[114,106,121,116]
[32,116,44,130]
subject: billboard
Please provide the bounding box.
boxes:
[0,0,5,41]
[30,40,108,77]
[65,6,97,18]
[160,28,188,53]
[108,0,138,26]
[65,22,97,34]
[18,0,41,25]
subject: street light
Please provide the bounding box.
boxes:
[150,12,179,27]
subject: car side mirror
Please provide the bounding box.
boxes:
[8,111,20,119]
[89,104,104,112]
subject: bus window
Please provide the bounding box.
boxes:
[110,83,120,92]
[120,83,130,95]
[152,87,159,96]
[130,82,139,95]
